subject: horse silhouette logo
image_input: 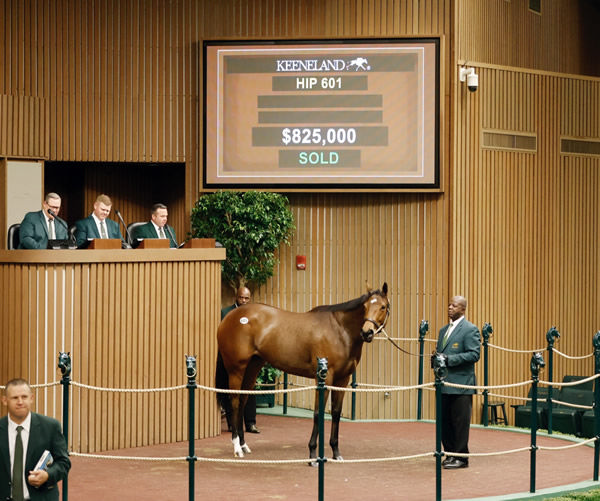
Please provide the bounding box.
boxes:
[347,57,370,71]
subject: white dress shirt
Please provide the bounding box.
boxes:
[151,221,166,238]
[443,316,464,345]
[8,412,32,500]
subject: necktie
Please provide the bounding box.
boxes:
[100,221,108,239]
[13,425,24,501]
[159,226,166,239]
[442,322,454,348]
[48,219,56,239]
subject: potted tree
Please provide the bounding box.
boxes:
[190,190,295,406]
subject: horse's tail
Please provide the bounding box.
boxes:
[215,351,231,411]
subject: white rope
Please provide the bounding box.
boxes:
[374,337,437,344]
[70,381,187,393]
[551,347,593,360]
[488,343,545,353]
[539,374,600,388]
[331,452,434,463]
[196,384,317,395]
[538,437,597,450]
[445,380,532,391]
[326,383,435,393]
[70,452,187,461]
[446,447,531,458]
[0,382,61,390]
[548,399,592,410]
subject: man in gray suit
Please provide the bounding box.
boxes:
[0,379,70,500]
[18,193,69,249]
[436,295,480,469]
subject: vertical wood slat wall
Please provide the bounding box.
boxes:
[1,0,599,427]
[451,65,600,406]
[0,255,222,453]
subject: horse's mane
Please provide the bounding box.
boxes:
[310,289,381,313]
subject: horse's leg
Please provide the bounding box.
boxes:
[237,356,264,455]
[227,372,247,458]
[329,376,350,460]
[308,387,330,466]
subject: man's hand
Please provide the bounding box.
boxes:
[28,469,49,487]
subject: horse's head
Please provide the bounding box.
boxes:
[361,282,389,342]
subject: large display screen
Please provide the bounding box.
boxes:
[204,39,439,189]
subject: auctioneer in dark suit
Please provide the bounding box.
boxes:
[437,313,480,465]
[132,222,177,248]
[18,211,69,249]
[74,215,124,248]
[0,413,71,501]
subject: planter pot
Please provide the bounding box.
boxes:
[255,385,275,408]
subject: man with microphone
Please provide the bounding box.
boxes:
[132,203,178,248]
[74,194,126,247]
[18,193,69,249]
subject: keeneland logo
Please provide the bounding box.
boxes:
[275,57,371,72]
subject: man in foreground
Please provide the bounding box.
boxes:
[18,193,69,249]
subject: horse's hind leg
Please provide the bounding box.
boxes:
[308,388,330,466]
[228,373,250,457]
[329,380,349,460]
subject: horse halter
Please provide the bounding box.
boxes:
[362,300,390,340]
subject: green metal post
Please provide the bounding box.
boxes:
[185,355,198,501]
[481,323,493,427]
[431,352,448,501]
[593,332,600,481]
[529,352,545,493]
[351,371,357,421]
[316,358,328,501]
[283,372,288,415]
[417,320,429,420]
[58,352,72,501]
[545,327,560,435]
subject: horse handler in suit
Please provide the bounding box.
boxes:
[435,295,481,470]
[74,194,125,248]
[18,193,69,249]
[132,203,177,248]
[1,378,70,501]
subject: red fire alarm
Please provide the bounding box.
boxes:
[296,255,306,270]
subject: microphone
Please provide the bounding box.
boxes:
[115,210,133,249]
[47,209,76,248]
[165,225,178,248]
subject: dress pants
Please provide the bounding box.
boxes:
[441,394,472,462]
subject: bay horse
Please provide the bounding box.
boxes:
[216,283,389,460]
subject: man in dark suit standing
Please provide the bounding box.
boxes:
[18,193,69,249]
[221,286,260,434]
[0,379,70,501]
[132,203,177,248]
[74,194,125,247]
[436,295,480,469]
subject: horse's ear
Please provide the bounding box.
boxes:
[382,282,388,296]
[365,281,373,292]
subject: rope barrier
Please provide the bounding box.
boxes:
[488,343,546,353]
[70,381,187,393]
[538,438,597,450]
[0,381,61,390]
[540,374,600,388]
[445,380,532,391]
[551,347,593,360]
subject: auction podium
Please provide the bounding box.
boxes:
[86,238,121,249]
[0,246,225,452]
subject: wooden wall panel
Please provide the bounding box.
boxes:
[0,94,48,158]
[0,250,223,453]
[456,0,600,76]
[452,65,600,410]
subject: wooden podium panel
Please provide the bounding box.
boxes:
[136,238,170,249]
[183,238,216,248]
[0,248,225,453]
[87,238,121,249]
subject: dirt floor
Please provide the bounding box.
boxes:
[65,413,598,501]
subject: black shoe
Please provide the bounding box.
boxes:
[443,458,468,469]
[246,424,260,434]
[442,456,453,466]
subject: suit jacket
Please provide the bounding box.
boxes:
[74,215,124,247]
[0,413,71,501]
[132,222,177,248]
[221,303,238,321]
[18,211,69,249]
[437,318,481,394]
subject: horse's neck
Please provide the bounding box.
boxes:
[335,309,366,343]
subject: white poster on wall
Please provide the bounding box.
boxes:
[6,160,43,227]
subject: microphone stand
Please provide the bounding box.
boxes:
[47,209,76,249]
[115,210,133,249]
[165,225,178,248]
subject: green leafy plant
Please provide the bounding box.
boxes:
[256,363,282,387]
[190,190,295,291]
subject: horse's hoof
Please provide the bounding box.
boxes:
[332,455,344,461]
[308,459,318,467]
[234,450,245,458]
[241,443,252,454]
[232,436,244,458]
